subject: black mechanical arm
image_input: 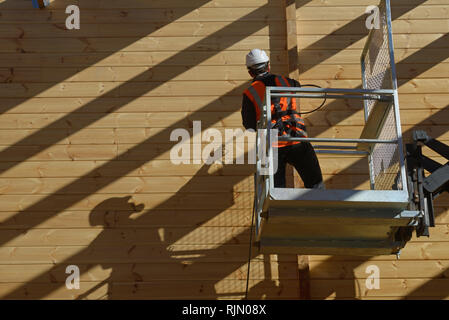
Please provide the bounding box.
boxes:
[406,130,449,237]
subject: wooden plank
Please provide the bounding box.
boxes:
[0,245,298,264]
[0,97,243,114]
[0,261,298,283]
[0,8,286,24]
[0,158,370,179]
[0,111,244,129]
[284,0,299,79]
[0,127,257,145]
[0,208,252,229]
[0,0,446,301]
[401,109,449,125]
[0,192,253,212]
[431,195,449,207]
[357,100,392,151]
[0,109,364,129]
[298,255,311,299]
[1,124,449,147]
[0,127,234,145]
[297,20,449,35]
[309,125,449,141]
[299,79,449,94]
[320,296,449,300]
[434,207,449,224]
[310,278,449,298]
[0,61,277,82]
[1,47,444,71]
[0,279,299,300]
[0,66,260,83]
[299,63,449,80]
[309,107,449,127]
[309,260,449,279]
[0,176,255,194]
[0,22,286,39]
[3,242,449,265]
[299,34,449,50]
[0,110,372,129]
[297,5,449,21]
[0,160,255,178]
[309,242,449,261]
[1,0,443,9]
[261,224,449,245]
[0,0,281,9]
[0,93,446,116]
[299,49,449,65]
[296,0,449,6]
[302,94,449,111]
[0,226,250,247]
[402,125,449,141]
[0,36,286,54]
[0,127,251,146]
[0,51,283,67]
[399,93,448,110]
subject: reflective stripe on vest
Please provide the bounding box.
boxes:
[276,76,288,87]
[247,85,263,110]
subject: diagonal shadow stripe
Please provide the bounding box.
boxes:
[298,0,429,73]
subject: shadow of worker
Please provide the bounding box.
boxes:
[76,195,145,300]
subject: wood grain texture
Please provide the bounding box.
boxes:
[0,7,286,24]
[309,278,449,298]
[293,0,449,302]
[0,0,281,9]
[297,5,449,21]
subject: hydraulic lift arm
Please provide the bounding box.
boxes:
[406,130,449,237]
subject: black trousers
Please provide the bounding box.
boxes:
[273,142,324,189]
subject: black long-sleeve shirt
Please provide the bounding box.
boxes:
[241,72,301,130]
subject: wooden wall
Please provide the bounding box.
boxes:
[0,0,301,299]
[0,0,447,300]
[297,0,449,299]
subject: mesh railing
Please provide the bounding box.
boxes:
[362,0,402,191]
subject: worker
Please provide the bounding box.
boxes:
[32,0,49,8]
[241,49,325,189]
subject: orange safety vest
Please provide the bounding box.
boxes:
[243,75,307,147]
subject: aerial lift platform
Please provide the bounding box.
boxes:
[252,0,446,256]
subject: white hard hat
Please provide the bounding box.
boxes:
[246,49,269,68]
